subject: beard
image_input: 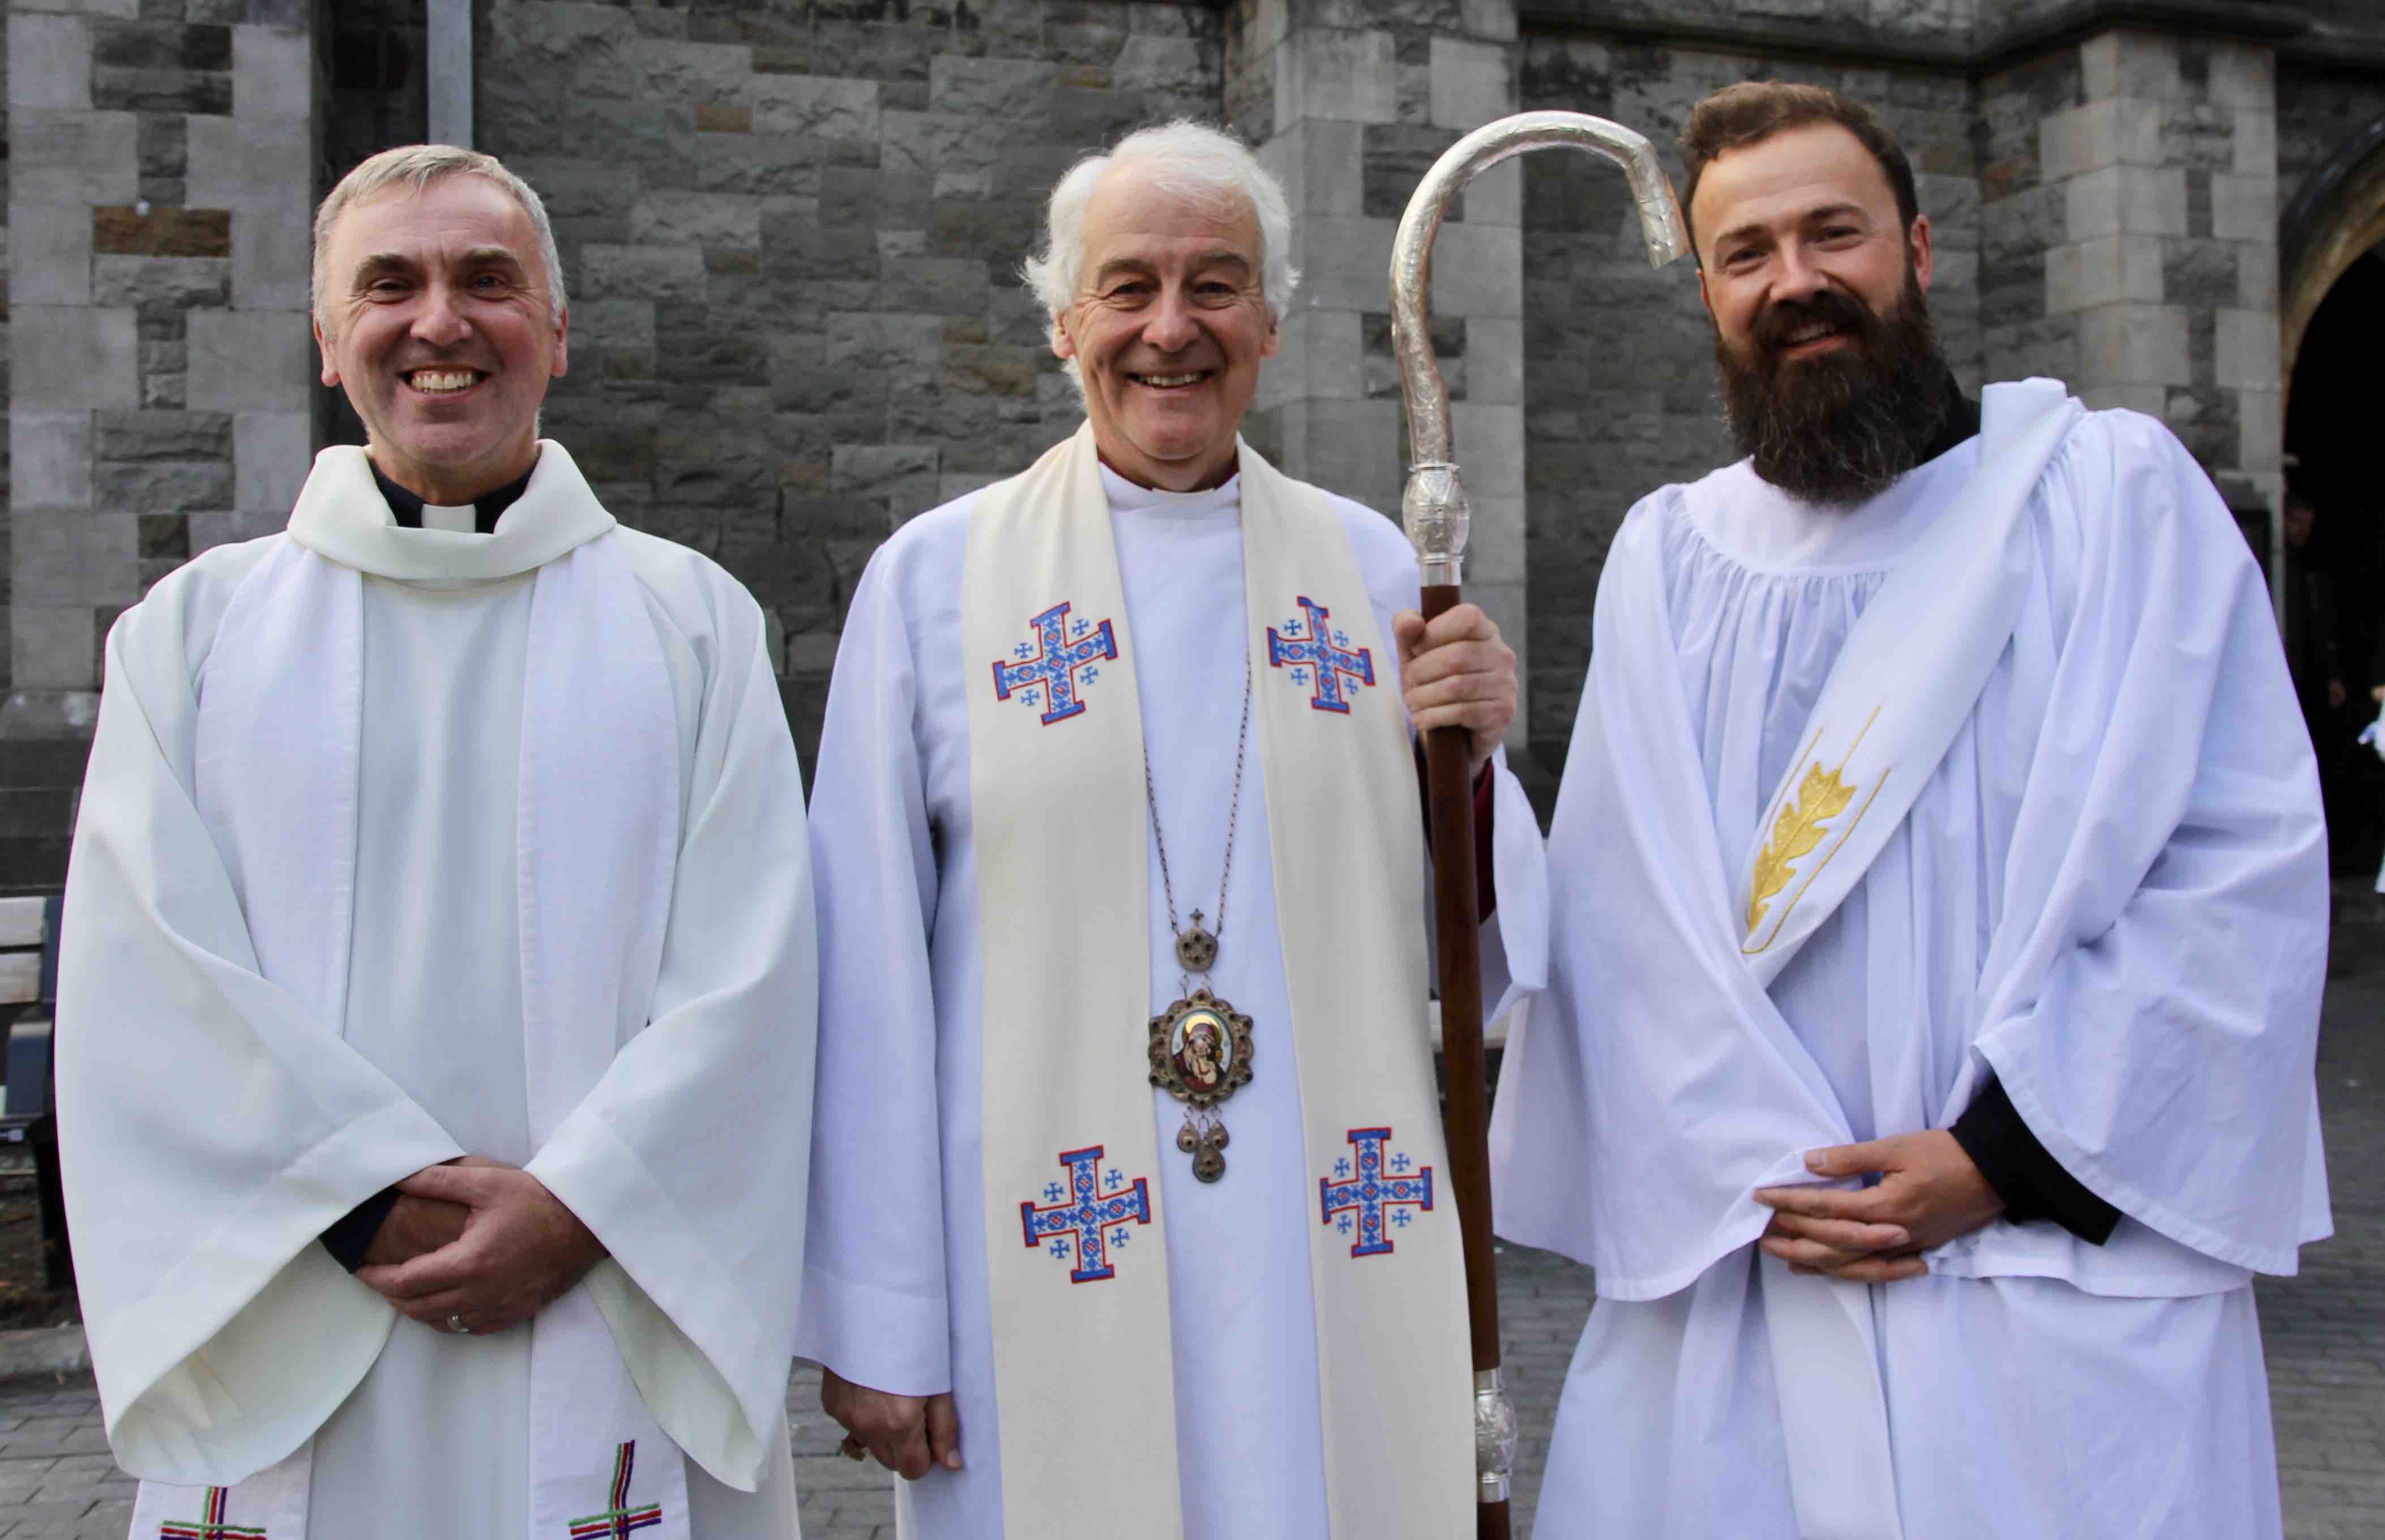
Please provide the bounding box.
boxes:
[1715,270,1955,508]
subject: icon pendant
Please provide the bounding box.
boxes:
[1148,987,1254,1183]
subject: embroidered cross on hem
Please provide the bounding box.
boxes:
[567,1441,665,1539]
[992,601,1118,725]
[1021,1145,1152,1282]
[159,1489,266,1540]
[1268,596,1374,713]
[1320,1127,1433,1258]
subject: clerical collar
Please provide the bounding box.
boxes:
[367,456,535,535]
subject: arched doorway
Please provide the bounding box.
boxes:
[2282,249,2385,876]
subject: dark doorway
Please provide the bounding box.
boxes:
[2283,249,2385,876]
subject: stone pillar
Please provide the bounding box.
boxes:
[5,0,320,878]
[1985,29,2284,583]
[1226,0,1530,748]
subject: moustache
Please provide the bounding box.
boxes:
[1747,288,1888,364]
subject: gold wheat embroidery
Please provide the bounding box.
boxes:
[1747,761,1858,933]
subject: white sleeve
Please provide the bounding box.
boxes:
[793,547,955,1397]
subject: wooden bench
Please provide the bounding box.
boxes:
[0,895,68,1291]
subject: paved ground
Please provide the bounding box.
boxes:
[3,902,2379,1538]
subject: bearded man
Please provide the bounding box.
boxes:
[798,119,1544,1539]
[1490,83,2330,1538]
[58,146,814,1539]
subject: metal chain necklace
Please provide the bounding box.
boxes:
[1144,657,1256,1183]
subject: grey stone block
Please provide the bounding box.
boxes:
[10,410,94,511]
[229,22,309,121]
[1277,27,1396,128]
[8,199,95,306]
[92,456,233,513]
[231,203,310,310]
[92,409,230,461]
[2208,172,2273,242]
[10,510,137,608]
[8,13,92,110]
[185,309,311,410]
[89,254,230,309]
[2078,301,2190,387]
[12,307,139,409]
[185,112,311,212]
[8,609,99,691]
[2214,307,2277,392]
[751,74,879,140]
[1429,35,1511,130]
[629,191,762,252]
[579,244,708,304]
[11,109,138,203]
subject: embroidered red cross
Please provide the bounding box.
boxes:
[159,1487,266,1539]
[567,1440,664,1538]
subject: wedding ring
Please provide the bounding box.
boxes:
[446,1314,467,1335]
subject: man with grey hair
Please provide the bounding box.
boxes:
[800,119,1545,1538]
[58,144,816,1539]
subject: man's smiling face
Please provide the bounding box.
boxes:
[315,174,567,505]
[1054,164,1280,493]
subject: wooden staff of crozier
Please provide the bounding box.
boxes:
[1389,111,1690,1539]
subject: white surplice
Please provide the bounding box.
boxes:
[1494,407,2331,1538]
[799,463,1546,1539]
[59,444,815,1539]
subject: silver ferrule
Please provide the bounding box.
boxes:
[1404,461,1469,588]
[1474,1366,1517,1503]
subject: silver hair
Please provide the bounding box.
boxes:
[1022,119,1299,387]
[311,144,567,337]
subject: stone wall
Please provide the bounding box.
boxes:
[1515,35,1983,755]
[4,0,322,887]
[477,0,1221,759]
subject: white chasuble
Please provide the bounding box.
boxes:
[1493,390,2331,1539]
[61,443,815,1540]
[800,425,1544,1540]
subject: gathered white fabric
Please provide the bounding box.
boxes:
[1494,390,2331,1538]
[66,443,816,1540]
[959,423,1471,1540]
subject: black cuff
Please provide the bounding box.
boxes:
[321,1187,401,1273]
[1950,1078,2121,1245]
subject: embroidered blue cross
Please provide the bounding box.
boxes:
[1268,596,1374,713]
[992,601,1117,725]
[1319,1127,1433,1259]
[1021,1145,1152,1283]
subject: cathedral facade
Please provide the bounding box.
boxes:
[6,0,2385,877]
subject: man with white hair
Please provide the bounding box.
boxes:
[799,119,1544,1538]
[58,145,815,1539]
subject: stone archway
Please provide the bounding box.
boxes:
[2281,112,2385,408]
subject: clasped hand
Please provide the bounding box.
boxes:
[354,1156,608,1335]
[1391,604,1516,777]
[820,1367,963,1480]
[1754,1130,2002,1284]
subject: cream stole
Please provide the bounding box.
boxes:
[961,423,1472,1539]
[139,447,691,1540]
[1728,379,2081,1540]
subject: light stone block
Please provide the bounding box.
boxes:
[751,75,880,141]
[2214,308,2277,392]
[12,109,136,203]
[1464,494,1525,585]
[2206,41,2274,114]
[1289,215,1397,311]
[232,24,313,121]
[187,310,315,410]
[629,191,762,251]
[1464,160,1522,228]
[2232,110,2276,177]
[9,609,97,691]
[2238,239,2278,310]
[1428,36,1511,131]
[1282,397,1401,512]
[11,510,137,608]
[2045,234,2162,313]
[2038,97,2162,182]
[2080,29,2181,102]
[2236,387,2281,472]
[1241,0,1289,58]
[1450,402,1524,499]
[234,411,312,514]
[10,410,92,511]
[9,14,91,110]
[2076,302,2189,387]
[9,199,92,306]
[189,507,289,551]
[1262,307,1362,410]
[2065,164,2185,241]
[2075,383,2166,417]
[1465,317,1523,405]
[2209,173,2274,243]
[1276,28,1395,128]
[12,307,138,408]
[187,114,315,212]
[1427,221,1521,318]
[233,203,312,311]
